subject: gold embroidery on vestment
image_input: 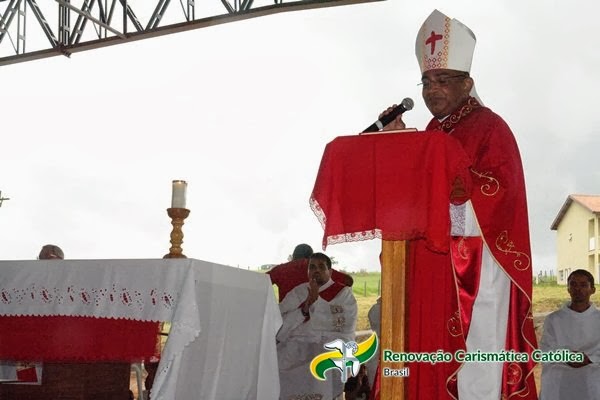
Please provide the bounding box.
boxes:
[495,231,531,271]
[330,304,344,314]
[447,310,462,337]
[332,316,346,332]
[457,237,469,259]
[470,169,500,196]
[440,97,480,132]
[506,362,523,385]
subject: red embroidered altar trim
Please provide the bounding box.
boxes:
[0,283,177,312]
[0,316,160,362]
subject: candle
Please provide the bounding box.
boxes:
[171,180,187,208]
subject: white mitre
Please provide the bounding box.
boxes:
[415,9,476,73]
[415,9,481,102]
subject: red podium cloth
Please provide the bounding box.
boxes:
[310,131,472,253]
[0,316,160,362]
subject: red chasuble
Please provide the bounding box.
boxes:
[311,97,537,400]
[406,98,537,399]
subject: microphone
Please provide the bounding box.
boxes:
[362,97,414,133]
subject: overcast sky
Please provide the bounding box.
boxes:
[0,0,598,273]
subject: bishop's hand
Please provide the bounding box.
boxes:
[379,105,407,131]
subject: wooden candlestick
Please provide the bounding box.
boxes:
[163,207,190,259]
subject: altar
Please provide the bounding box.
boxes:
[0,258,281,400]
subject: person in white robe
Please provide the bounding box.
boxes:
[540,269,600,400]
[277,252,357,400]
[365,297,380,389]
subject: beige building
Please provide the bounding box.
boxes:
[551,194,600,284]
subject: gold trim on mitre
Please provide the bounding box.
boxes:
[415,9,476,74]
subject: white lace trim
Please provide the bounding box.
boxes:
[451,201,481,237]
[311,196,383,249]
[450,203,466,236]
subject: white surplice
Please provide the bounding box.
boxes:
[277,279,357,400]
[540,303,600,400]
[452,201,511,400]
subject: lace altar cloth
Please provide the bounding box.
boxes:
[0,258,282,400]
[310,131,472,252]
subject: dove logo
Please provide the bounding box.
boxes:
[309,333,378,383]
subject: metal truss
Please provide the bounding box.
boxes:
[0,0,382,67]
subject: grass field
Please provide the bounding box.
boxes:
[349,272,381,331]
[268,270,595,330]
[347,272,600,331]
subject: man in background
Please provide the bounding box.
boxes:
[365,297,380,389]
[38,244,64,260]
[540,269,600,399]
[267,243,353,302]
[276,252,357,400]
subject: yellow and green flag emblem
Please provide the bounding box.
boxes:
[309,333,378,381]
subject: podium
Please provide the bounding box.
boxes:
[310,131,471,399]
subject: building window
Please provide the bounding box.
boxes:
[590,219,596,251]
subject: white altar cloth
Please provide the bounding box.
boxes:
[0,258,282,400]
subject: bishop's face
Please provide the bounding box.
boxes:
[308,258,331,287]
[421,69,473,119]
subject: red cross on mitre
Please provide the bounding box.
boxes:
[425,30,443,55]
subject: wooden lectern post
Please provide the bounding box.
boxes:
[380,240,407,399]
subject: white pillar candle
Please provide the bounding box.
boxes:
[171,180,187,208]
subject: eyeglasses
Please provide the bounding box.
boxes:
[418,74,467,89]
